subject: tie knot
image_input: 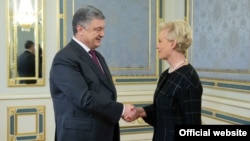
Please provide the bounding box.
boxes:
[89,50,98,59]
[89,50,96,55]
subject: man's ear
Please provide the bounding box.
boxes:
[76,25,85,35]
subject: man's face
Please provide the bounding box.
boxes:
[81,19,105,49]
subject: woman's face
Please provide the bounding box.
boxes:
[156,30,173,60]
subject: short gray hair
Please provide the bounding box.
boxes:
[72,5,105,35]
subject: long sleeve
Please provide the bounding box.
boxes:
[143,104,156,127]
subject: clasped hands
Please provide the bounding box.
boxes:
[122,104,146,122]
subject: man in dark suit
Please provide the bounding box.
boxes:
[49,5,137,141]
[17,40,36,84]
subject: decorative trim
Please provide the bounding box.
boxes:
[201,79,250,92]
[115,78,157,83]
[202,107,250,125]
[7,0,46,87]
[7,106,45,141]
[120,126,153,135]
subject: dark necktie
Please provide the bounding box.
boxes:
[89,50,104,73]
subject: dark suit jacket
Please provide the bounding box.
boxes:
[17,50,36,84]
[49,39,123,141]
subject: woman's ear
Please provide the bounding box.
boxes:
[171,40,177,49]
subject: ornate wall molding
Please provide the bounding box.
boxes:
[186,0,250,91]
[58,0,165,84]
[7,105,45,141]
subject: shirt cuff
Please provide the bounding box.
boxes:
[121,104,125,117]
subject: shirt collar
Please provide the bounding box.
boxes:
[72,36,91,53]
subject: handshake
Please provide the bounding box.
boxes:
[122,104,146,122]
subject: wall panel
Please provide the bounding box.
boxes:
[59,0,164,83]
[187,0,250,91]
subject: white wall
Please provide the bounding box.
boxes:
[0,0,58,140]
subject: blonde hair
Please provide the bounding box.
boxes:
[159,20,192,54]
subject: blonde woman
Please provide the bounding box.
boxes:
[137,20,203,141]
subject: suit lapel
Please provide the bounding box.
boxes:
[154,70,169,101]
[70,40,116,94]
[95,51,117,97]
